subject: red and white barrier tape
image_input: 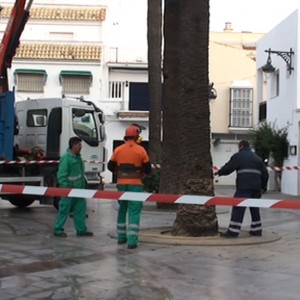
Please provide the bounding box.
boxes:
[0,160,104,165]
[1,184,300,210]
[1,160,300,171]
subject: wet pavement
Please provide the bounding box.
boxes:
[1,186,300,299]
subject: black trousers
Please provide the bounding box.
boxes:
[227,189,262,236]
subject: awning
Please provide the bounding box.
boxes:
[59,70,92,78]
[14,69,47,76]
[59,70,93,84]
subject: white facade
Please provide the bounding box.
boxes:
[256,10,300,195]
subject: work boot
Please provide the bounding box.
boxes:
[249,230,262,236]
[127,244,138,249]
[220,231,238,238]
[53,232,67,238]
[117,239,127,245]
[77,231,94,237]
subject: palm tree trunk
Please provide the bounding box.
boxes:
[147,0,162,164]
[161,0,218,236]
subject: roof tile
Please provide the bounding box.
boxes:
[15,43,101,61]
[1,6,106,21]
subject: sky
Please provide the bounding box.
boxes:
[108,0,300,47]
[209,0,300,32]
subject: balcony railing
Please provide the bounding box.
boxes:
[105,47,148,64]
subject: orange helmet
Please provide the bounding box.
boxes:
[125,125,140,138]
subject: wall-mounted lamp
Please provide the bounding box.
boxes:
[213,137,221,147]
[262,48,294,74]
[208,82,217,100]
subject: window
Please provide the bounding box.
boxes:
[49,32,74,41]
[259,101,267,122]
[270,71,280,98]
[230,88,253,128]
[14,69,47,92]
[72,109,98,140]
[60,70,92,95]
[109,81,125,99]
[27,109,47,127]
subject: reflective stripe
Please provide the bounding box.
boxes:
[117,170,143,179]
[67,174,83,181]
[251,221,262,225]
[117,223,126,227]
[228,227,240,233]
[127,231,139,236]
[128,224,139,229]
[250,227,262,231]
[229,221,242,226]
[117,230,127,234]
[237,169,262,175]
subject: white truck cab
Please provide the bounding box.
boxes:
[15,97,106,187]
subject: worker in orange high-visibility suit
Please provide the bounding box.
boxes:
[108,125,151,249]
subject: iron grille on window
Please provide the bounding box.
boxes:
[109,81,124,98]
[230,88,253,128]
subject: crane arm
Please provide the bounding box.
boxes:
[0,0,33,92]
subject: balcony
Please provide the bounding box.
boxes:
[105,47,148,64]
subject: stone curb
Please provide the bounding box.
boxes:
[108,227,281,247]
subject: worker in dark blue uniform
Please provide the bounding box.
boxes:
[214,140,269,238]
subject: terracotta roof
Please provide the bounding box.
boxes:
[1,6,106,21]
[14,43,101,61]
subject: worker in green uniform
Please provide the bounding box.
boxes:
[53,136,93,238]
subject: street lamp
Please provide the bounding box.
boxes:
[262,48,294,75]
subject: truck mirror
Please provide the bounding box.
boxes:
[99,124,106,142]
[98,112,105,124]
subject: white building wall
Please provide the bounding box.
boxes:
[257,9,300,195]
[9,61,102,103]
[20,22,103,42]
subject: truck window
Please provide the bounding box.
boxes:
[27,109,47,127]
[72,109,98,140]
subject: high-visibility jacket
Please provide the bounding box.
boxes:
[108,140,151,185]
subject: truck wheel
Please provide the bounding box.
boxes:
[8,196,35,208]
[53,197,60,210]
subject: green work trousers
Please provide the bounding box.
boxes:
[117,184,143,246]
[54,197,87,234]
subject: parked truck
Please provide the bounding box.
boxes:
[0,93,106,208]
[0,0,106,207]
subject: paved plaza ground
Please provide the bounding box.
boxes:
[0,186,300,299]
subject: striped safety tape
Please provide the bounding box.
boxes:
[0,183,300,210]
[1,160,299,171]
[0,160,104,165]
